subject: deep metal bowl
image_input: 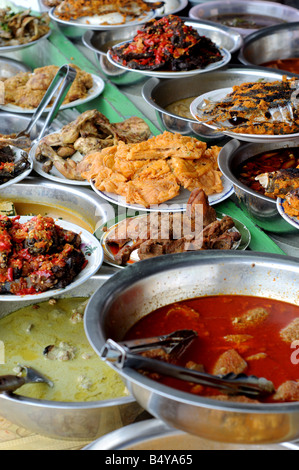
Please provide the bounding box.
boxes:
[0,177,115,233]
[82,17,242,87]
[142,65,290,141]
[189,1,299,37]
[82,25,147,86]
[84,418,297,450]
[238,21,299,76]
[85,251,299,445]
[0,274,141,441]
[218,139,299,234]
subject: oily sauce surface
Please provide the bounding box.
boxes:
[125,295,299,402]
[262,58,299,75]
[236,147,299,196]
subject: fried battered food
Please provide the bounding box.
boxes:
[35,110,151,180]
[81,131,223,207]
[198,77,299,135]
[4,65,93,109]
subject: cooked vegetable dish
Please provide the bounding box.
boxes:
[0,215,87,296]
[110,15,223,72]
[125,295,299,403]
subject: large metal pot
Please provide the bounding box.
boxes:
[218,139,298,234]
[0,273,142,441]
[142,65,291,141]
[238,21,299,76]
[85,251,299,445]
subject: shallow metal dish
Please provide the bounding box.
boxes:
[85,251,299,445]
[83,17,242,87]
[0,273,141,441]
[238,21,299,76]
[189,1,299,37]
[0,176,115,233]
[218,139,299,234]
[142,65,289,141]
[0,30,51,53]
[50,1,189,39]
[84,418,298,450]
[0,57,31,80]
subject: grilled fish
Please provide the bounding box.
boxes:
[256,168,299,198]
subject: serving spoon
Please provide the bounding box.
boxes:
[0,365,53,393]
[101,330,275,399]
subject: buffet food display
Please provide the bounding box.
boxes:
[1,0,299,450]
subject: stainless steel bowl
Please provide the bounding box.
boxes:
[189,1,299,37]
[49,1,188,39]
[0,176,115,233]
[84,418,298,450]
[238,21,299,76]
[85,251,299,445]
[142,65,290,141]
[83,17,242,87]
[218,139,298,234]
[0,273,142,441]
[82,25,147,86]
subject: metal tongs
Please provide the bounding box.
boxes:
[101,330,275,398]
[14,64,77,146]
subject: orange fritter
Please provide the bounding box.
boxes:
[81,131,223,207]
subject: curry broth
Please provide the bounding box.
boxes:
[125,295,299,402]
[0,298,128,402]
[1,201,94,233]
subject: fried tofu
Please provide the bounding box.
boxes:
[212,349,247,376]
[232,307,269,328]
[280,317,299,343]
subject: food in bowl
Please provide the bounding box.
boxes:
[165,97,197,120]
[125,294,299,403]
[196,77,299,135]
[236,147,299,197]
[205,13,285,30]
[282,188,299,220]
[261,58,299,75]
[0,215,87,296]
[0,297,128,402]
[110,15,223,72]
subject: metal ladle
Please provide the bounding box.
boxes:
[0,365,53,393]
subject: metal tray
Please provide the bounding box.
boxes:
[0,57,31,80]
